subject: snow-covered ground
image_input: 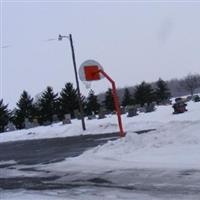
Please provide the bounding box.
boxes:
[33,101,199,173]
[0,101,200,143]
[1,101,200,199]
[1,101,200,171]
[1,188,199,200]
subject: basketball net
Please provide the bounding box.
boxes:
[82,81,92,90]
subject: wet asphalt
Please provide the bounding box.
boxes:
[0,132,119,165]
[0,131,200,199]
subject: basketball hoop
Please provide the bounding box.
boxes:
[79,60,104,82]
[79,60,103,91]
[79,59,125,137]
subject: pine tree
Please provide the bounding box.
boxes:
[38,86,58,124]
[122,88,133,107]
[59,83,80,118]
[155,78,171,104]
[13,91,34,129]
[134,82,155,106]
[0,99,10,133]
[104,88,115,112]
[86,90,100,115]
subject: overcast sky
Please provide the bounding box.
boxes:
[1,1,200,108]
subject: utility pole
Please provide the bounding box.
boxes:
[69,34,86,131]
[58,34,86,131]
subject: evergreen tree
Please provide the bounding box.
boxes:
[0,99,10,133]
[38,86,58,124]
[122,88,133,107]
[155,78,171,103]
[134,82,155,106]
[86,90,100,115]
[13,91,34,129]
[59,83,80,118]
[104,88,115,112]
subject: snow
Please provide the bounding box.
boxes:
[1,101,200,172]
[1,102,200,171]
[0,168,46,178]
[0,116,119,143]
[0,101,200,143]
[0,190,68,200]
[0,160,17,165]
[36,101,200,172]
[1,188,199,200]
[1,101,200,199]
[41,130,200,174]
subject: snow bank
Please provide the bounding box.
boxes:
[1,101,200,171]
[42,116,200,172]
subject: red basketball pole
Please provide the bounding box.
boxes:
[98,69,125,137]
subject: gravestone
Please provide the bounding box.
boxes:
[145,103,156,113]
[120,107,126,115]
[43,121,51,126]
[172,98,188,114]
[63,114,71,124]
[98,108,106,119]
[88,113,96,120]
[24,118,38,129]
[25,118,34,129]
[193,95,200,102]
[135,104,140,109]
[159,99,172,105]
[32,118,39,128]
[5,122,16,132]
[127,106,138,117]
[52,114,59,123]
[138,106,146,113]
[186,96,192,102]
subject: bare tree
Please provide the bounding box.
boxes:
[180,73,200,96]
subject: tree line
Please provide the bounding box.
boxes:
[1,73,200,133]
[0,83,100,132]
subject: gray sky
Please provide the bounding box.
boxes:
[1,1,200,108]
